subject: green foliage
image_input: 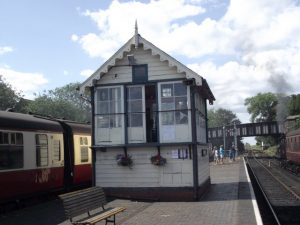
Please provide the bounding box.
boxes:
[255,136,277,147]
[244,92,277,122]
[207,108,243,151]
[288,94,300,115]
[26,82,91,122]
[0,75,23,111]
[294,118,300,129]
[264,146,277,157]
[244,92,283,146]
[244,143,251,150]
[207,108,240,128]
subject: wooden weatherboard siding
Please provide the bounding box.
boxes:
[95,146,193,188]
[96,48,185,86]
[197,145,210,186]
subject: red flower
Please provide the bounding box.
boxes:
[150,154,167,166]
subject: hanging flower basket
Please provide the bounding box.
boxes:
[150,154,167,166]
[116,154,133,167]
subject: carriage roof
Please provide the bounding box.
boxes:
[0,111,64,132]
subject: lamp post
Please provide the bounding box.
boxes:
[233,121,238,156]
[223,126,226,150]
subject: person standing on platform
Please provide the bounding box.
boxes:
[231,144,236,161]
[219,145,224,164]
[213,146,219,165]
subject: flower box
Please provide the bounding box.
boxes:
[116,154,133,167]
[150,154,167,166]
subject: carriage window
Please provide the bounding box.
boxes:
[3,132,9,144]
[0,132,24,170]
[52,139,61,162]
[80,137,89,163]
[36,134,48,167]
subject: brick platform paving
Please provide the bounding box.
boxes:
[0,157,262,225]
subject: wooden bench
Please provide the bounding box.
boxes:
[59,186,126,225]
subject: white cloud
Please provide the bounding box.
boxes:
[73,0,205,59]
[73,0,300,123]
[189,54,300,123]
[63,70,69,76]
[73,0,300,60]
[71,34,79,42]
[0,66,48,99]
[0,46,13,55]
[80,69,94,78]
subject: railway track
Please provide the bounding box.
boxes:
[246,156,300,225]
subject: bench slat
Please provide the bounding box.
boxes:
[60,187,106,203]
[78,207,126,224]
[63,194,106,205]
[64,196,106,217]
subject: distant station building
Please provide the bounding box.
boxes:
[80,23,215,201]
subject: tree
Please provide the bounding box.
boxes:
[288,94,300,115]
[244,92,277,122]
[0,75,23,111]
[207,108,243,151]
[26,83,91,122]
[245,92,279,146]
[207,108,241,128]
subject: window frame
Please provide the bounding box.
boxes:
[126,85,147,143]
[36,134,49,167]
[0,131,24,170]
[79,136,89,163]
[94,85,125,145]
[158,81,191,143]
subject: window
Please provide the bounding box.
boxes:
[195,92,207,143]
[80,137,89,163]
[161,82,188,125]
[96,87,122,128]
[242,127,247,135]
[36,134,48,167]
[52,139,61,162]
[95,86,124,145]
[126,85,147,143]
[0,132,23,170]
[132,65,148,83]
[263,125,268,134]
[159,82,191,142]
[196,111,206,142]
[256,126,261,134]
[127,86,143,127]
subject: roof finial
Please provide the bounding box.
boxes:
[135,19,139,48]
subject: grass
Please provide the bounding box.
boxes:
[247,145,277,157]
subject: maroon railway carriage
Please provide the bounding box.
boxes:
[285,128,300,165]
[283,115,300,165]
[0,111,92,204]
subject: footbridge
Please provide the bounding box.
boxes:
[208,121,284,141]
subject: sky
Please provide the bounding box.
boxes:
[1,0,300,131]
